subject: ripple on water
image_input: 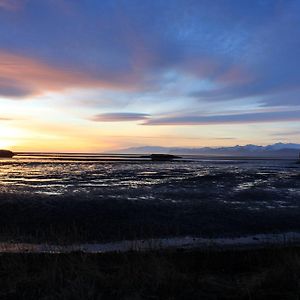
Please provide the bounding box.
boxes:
[0,158,299,210]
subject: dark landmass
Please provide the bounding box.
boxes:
[117,142,300,158]
[0,150,14,158]
[143,154,182,161]
[11,153,181,162]
[0,246,299,299]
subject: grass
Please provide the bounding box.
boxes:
[0,246,299,299]
[0,193,300,244]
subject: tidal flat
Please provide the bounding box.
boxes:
[0,155,300,299]
[0,154,300,245]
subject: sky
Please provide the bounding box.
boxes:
[0,0,300,152]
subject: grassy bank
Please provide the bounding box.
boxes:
[0,246,299,299]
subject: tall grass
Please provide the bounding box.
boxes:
[0,246,299,299]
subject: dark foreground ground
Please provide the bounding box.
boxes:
[0,158,299,243]
[0,193,300,243]
[0,246,299,300]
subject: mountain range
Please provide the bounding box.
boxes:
[116,143,300,158]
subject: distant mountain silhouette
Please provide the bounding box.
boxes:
[115,143,300,158]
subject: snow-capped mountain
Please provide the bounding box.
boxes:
[116,143,300,158]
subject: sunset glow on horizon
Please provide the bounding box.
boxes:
[1,0,300,152]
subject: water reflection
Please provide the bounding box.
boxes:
[0,154,299,210]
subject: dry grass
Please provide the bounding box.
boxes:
[0,246,299,299]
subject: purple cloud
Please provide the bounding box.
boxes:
[144,110,300,126]
[0,0,24,11]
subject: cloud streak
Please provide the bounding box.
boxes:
[91,112,150,122]
[0,116,12,121]
[271,130,300,137]
[144,110,300,126]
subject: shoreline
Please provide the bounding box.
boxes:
[1,231,300,253]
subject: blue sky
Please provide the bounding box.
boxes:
[0,0,299,151]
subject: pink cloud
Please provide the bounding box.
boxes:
[181,57,254,86]
[0,0,24,11]
[217,66,254,85]
[182,57,220,78]
[0,51,133,98]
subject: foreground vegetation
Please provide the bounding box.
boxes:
[0,193,300,243]
[0,246,299,299]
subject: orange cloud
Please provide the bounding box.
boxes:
[0,116,11,120]
[0,51,132,98]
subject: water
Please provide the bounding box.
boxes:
[0,154,299,210]
[0,153,299,243]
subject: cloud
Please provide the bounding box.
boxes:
[0,116,11,121]
[262,91,300,107]
[190,80,300,104]
[101,134,236,141]
[271,130,300,137]
[91,112,150,122]
[0,0,24,10]
[0,51,133,98]
[0,0,299,109]
[144,110,300,126]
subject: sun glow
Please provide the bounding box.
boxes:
[0,140,12,149]
[0,125,27,150]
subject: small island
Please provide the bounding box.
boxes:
[140,154,181,161]
[149,154,181,161]
[0,150,14,158]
